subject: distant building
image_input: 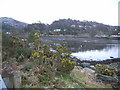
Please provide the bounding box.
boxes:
[111,33,120,38]
[79,25,83,28]
[21,39,27,41]
[6,32,11,34]
[118,32,120,35]
[93,25,96,27]
[71,25,75,27]
[53,29,61,31]
[111,35,120,38]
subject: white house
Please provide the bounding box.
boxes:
[71,25,75,27]
[6,32,11,34]
[53,29,61,32]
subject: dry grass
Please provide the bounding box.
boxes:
[70,66,112,88]
[20,61,112,88]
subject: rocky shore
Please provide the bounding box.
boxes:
[72,58,120,65]
[72,57,120,88]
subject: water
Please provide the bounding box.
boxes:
[42,36,120,61]
[71,44,120,61]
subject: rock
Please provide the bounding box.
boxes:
[76,66,83,71]
[81,68,95,75]
[14,71,21,88]
[77,62,81,65]
[109,63,119,68]
[71,57,79,61]
[110,56,114,58]
[80,62,91,68]
[115,70,120,76]
[90,65,95,70]
[96,74,118,83]
[115,70,120,83]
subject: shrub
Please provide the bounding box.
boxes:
[22,63,32,72]
[56,53,76,73]
[37,66,55,84]
[31,45,76,73]
[16,47,32,58]
[95,64,115,76]
[21,75,30,87]
[2,33,31,62]
[2,51,8,61]
[31,32,76,73]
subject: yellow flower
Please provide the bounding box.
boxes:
[34,32,39,37]
[32,52,39,56]
[61,60,65,63]
[105,68,108,71]
[39,50,44,53]
[71,61,76,65]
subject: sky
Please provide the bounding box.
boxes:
[0,0,119,26]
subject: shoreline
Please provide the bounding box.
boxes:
[75,58,120,65]
[41,35,120,40]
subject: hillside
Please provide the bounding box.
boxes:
[1,17,119,37]
[24,19,118,37]
[0,17,27,31]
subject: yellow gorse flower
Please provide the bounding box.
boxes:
[39,50,44,54]
[34,32,39,37]
[71,61,76,65]
[32,52,39,56]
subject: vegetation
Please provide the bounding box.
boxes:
[30,32,76,73]
[1,17,120,89]
[2,22,16,31]
[2,17,118,37]
[2,32,77,88]
[26,19,118,36]
[95,64,115,76]
[2,30,119,88]
[2,33,31,61]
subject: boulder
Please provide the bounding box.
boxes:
[80,62,91,68]
[89,65,95,70]
[76,66,83,71]
[71,57,79,61]
[81,68,95,75]
[96,74,118,83]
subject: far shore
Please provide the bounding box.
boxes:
[17,34,120,40]
[41,35,120,40]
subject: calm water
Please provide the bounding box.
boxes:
[71,44,120,61]
[42,36,120,61]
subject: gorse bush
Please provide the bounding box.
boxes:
[95,64,115,76]
[31,32,76,73]
[16,47,32,59]
[56,52,76,73]
[2,33,31,62]
[22,63,32,72]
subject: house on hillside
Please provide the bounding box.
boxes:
[6,32,11,34]
[53,29,61,32]
[111,32,120,39]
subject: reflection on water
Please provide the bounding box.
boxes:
[42,36,120,61]
[71,44,119,61]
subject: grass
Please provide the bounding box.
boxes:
[51,66,112,88]
[70,67,112,88]
[5,59,112,88]
[19,59,112,88]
